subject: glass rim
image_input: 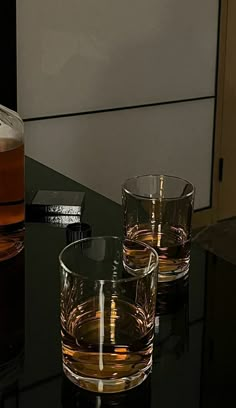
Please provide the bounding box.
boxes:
[59,235,159,282]
[0,104,24,135]
[0,104,22,119]
[122,174,195,201]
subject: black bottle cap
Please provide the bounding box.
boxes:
[66,223,92,244]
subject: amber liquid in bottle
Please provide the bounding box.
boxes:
[0,137,24,260]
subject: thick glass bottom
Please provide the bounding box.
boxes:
[63,359,152,393]
[158,265,189,282]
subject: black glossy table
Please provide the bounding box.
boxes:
[1,157,235,407]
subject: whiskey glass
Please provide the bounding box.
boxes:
[123,175,194,282]
[59,236,158,393]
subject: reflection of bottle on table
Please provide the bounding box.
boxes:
[0,250,25,397]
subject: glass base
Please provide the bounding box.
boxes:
[0,228,24,262]
[63,360,152,393]
[158,266,189,282]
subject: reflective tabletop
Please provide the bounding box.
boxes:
[0,157,235,407]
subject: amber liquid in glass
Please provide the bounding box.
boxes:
[0,137,24,260]
[128,225,190,281]
[61,297,153,392]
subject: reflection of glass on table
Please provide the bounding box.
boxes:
[153,276,189,363]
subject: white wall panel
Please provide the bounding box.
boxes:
[25,99,215,209]
[17,0,219,118]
